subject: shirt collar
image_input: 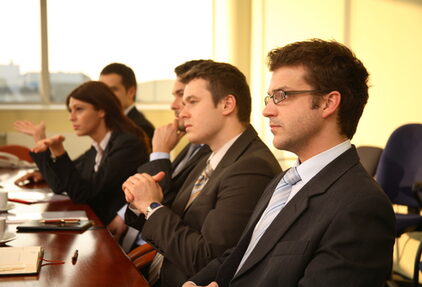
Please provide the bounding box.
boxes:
[124,104,136,115]
[92,131,112,154]
[207,132,243,170]
[295,140,352,186]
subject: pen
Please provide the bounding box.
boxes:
[71,249,78,264]
[8,198,32,204]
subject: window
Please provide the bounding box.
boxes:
[0,0,213,104]
[0,1,41,103]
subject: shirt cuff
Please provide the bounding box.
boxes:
[150,152,170,161]
[145,205,164,220]
[117,204,127,218]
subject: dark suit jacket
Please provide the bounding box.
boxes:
[190,146,396,287]
[125,125,281,286]
[127,106,155,143]
[137,143,212,206]
[31,131,149,225]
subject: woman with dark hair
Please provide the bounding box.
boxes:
[15,81,150,224]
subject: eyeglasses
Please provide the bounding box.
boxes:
[264,89,326,105]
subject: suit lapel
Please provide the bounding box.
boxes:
[173,125,258,215]
[234,147,360,278]
[171,144,191,170]
[183,125,259,213]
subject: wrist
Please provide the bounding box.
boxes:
[144,202,162,219]
[152,146,171,153]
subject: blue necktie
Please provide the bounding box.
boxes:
[236,167,301,273]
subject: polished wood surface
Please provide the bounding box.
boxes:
[0,168,149,287]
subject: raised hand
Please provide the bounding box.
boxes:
[14,120,46,142]
[152,120,186,153]
[32,135,66,157]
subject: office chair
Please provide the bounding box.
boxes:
[128,243,157,269]
[375,123,422,286]
[356,145,383,177]
[376,123,422,213]
[0,144,33,163]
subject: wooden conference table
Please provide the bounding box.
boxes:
[0,168,149,287]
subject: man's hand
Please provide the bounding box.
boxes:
[107,215,128,242]
[182,281,219,287]
[14,171,44,186]
[14,120,46,142]
[152,120,185,153]
[122,172,166,214]
[32,135,66,157]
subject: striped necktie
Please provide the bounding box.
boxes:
[236,167,301,273]
[185,159,213,209]
[149,159,214,285]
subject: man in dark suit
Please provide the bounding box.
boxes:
[182,39,396,287]
[107,60,212,248]
[122,61,281,286]
[100,63,155,141]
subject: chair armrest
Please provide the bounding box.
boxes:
[133,249,157,269]
[128,243,155,261]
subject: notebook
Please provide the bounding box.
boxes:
[17,220,93,232]
[6,210,89,224]
[0,246,43,275]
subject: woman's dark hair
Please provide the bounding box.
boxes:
[66,81,150,151]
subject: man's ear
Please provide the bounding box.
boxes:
[221,95,237,116]
[98,109,106,119]
[321,91,341,118]
[127,86,136,102]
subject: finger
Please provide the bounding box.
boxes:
[122,186,134,202]
[152,171,166,182]
[177,130,186,140]
[208,282,219,287]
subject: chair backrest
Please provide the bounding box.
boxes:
[0,145,33,163]
[376,124,422,208]
[356,145,383,177]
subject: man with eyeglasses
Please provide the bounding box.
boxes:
[182,39,396,287]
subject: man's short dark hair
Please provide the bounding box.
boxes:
[100,63,137,99]
[267,39,369,139]
[180,61,251,124]
[174,60,212,77]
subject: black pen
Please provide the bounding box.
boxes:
[71,249,79,264]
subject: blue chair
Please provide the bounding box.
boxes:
[375,123,422,286]
[376,123,422,215]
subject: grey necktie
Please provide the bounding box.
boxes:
[236,167,301,273]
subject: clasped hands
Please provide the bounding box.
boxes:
[122,172,166,214]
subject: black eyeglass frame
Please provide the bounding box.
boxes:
[264,89,327,105]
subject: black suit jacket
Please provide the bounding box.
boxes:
[126,125,281,286]
[190,146,396,287]
[127,106,155,143]
[31,131,149,225]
